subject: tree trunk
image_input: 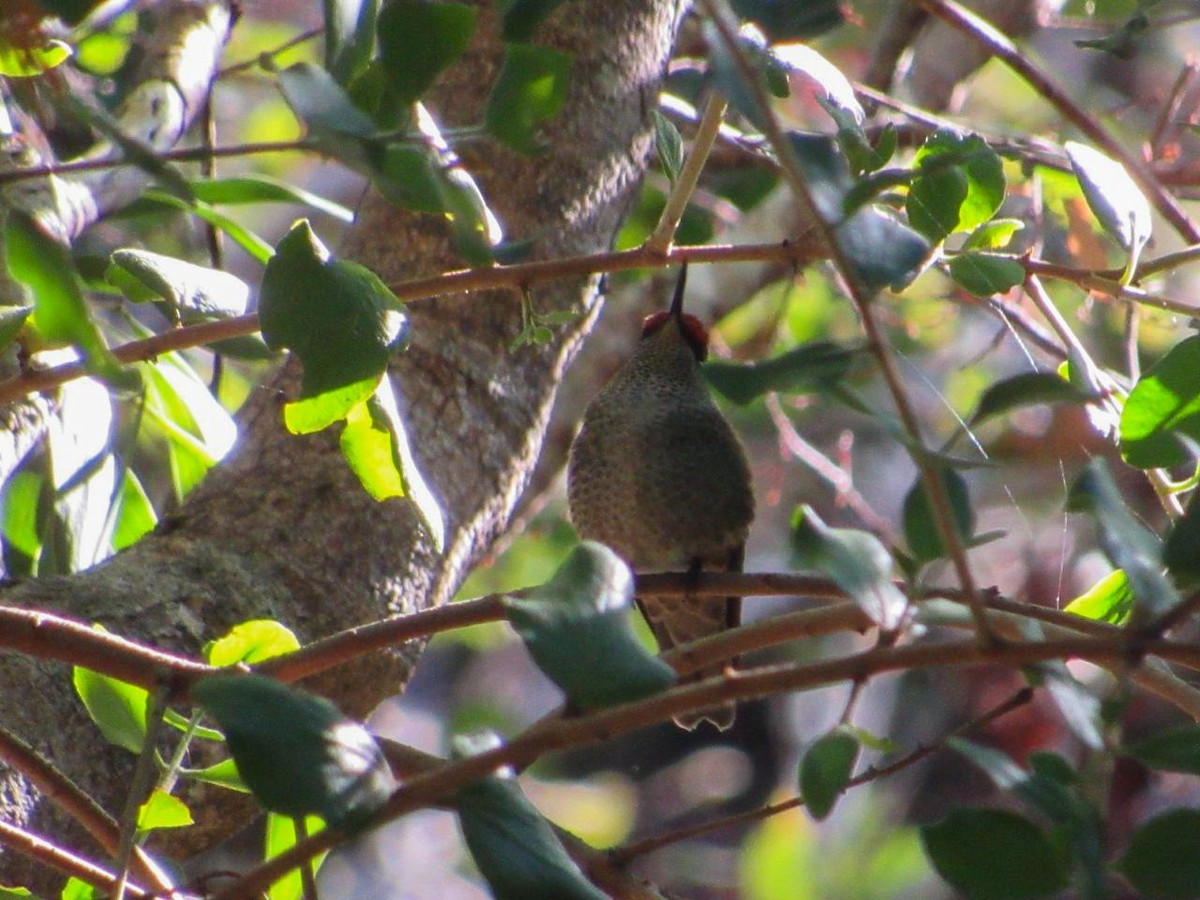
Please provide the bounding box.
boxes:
[0,0,685,890]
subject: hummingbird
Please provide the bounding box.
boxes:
[567,264,754,730]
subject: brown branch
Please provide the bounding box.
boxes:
[0,819,150,899]
[215,632,1196,899]
[0,239,824,406]
[0,726,173,894]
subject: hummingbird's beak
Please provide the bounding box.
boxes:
[669,262,687,320]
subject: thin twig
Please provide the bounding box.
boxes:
[611,685,1034,863]
[913,0,1200,244]
[645,94,728,255]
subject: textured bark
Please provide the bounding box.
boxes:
[0,0,685,891]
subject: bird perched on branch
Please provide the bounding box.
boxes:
[567,264,754,730]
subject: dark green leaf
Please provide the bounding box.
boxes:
[949,740,1090,827]
[278,62,377,162]
[1067,458,1179,623]
[190,176,354,222]
[504,543,676,710]
[1124,724,1200,775]
[729,0,844,40]
[107,249,249,321]
[378,0,477,105]
[902,467,974,566]
[258,220,408,399]
[792,507,907,630]
[136,191,275,264]
[799,729,859,820]
[1118,809,1200,899]
[374,146,447,213]
[484,43,573,155]
[324,0,378,85]
[922,808,1068,900]
[73,663,149,754]
[5,213,138,389]
[907,129,1005,242]
[651,110,684,183]
[455,734,607,900]
[1064,569,1134,626]
[193,674,396,831]
[1120,334,1200,469]
[907,165,966,242]
[835,206,929,294]
[703,340,861,405]
[970,371,1095,426]
[948,252,1025,297]
[501,0,568,41]
[773,45,862,125]
[1164,499,1200,588]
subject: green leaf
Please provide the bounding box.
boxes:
[340,378,446,550]
[0,886,33,898]
[1,469,45,564]
[190,176,354,223]
[1064,568,1134,626]
[729,0,844,40]
[970,371,1095,426]
[907,130,1005,242]
[1118,809,1200,899]
[902,467,974,566]
[205,620,301,667]
[112,469,157,552]
[1123,724,1200,775]
[504,542,676,710]
[5,214,138,389]
[455,733,607,900]
[137,191,276,264]
[378,0,477,105]
[324,0,378,85]
[265,813,328,900]
[1067,458,1180,624]
[947,252,1025,297]
[703,340,861,405]
[1065,141,1152,283]
[0,305,33,355]
[259,220,408,399]
[181,758,248,792]
[963,218,1025,251]
[501,0,568,41]
[137,790,193,832]
[337,392,404,497]
[107,249,249,321]
[484,43,573,154]
[949,740,1090,827]
[374,146,448,213]
[284,378,381,435]
[651,110,683,183]
[792,507,907,630]
[192,674,396,831]
[799,728,859,820]
[60,877,99,900]
[0,38,72,77]
[73,660,150,754]
[922,808,1068,900]
[1120,334,1200,469]
[277,62,377,166]
[1036,660,1104,750]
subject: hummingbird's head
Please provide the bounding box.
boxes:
[639,263,709,362]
